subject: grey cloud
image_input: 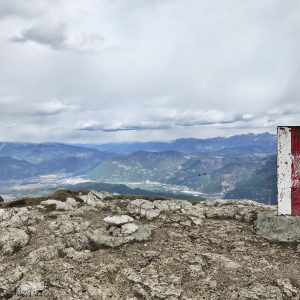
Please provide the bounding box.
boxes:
[268,105,300,117]
[0,99,78,117]
[103,126,161,132]
[78,110,253,132]
[32,101,79,116]
[78,122,168,134]
[81,124,169,132]
[10,22,107,52]
[10,23,68,50]
[0,0,54,19]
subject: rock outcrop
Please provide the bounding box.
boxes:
[255,210,300,242]
[0,191,300,299]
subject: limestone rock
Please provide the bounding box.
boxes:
[0,207,30,228]
[276,279,298,299]
[255,211,300,242]
[27,245,61,264]
[90,190,111,200]
[65,197,79,207]
[0,283,15,299]
[204,199,275,223]
[108,223,139,237]
[88,228,135,248]
[0,264,25,285]
[49,217,89,236]
[0,227,29,255]
[64,232,90,251]
[127,199,182,220]
[40,199,76,211]
[121,223,139,235]
[204,205,239,219]
[127,199,159,220]
[132,227,152,241]
[16,279,45,297]
[232,283,283,299]
[103,215,134,226]
[1,192,300,299]
[202,252,240,270]
[63,247,92,262]
[79,191,106,208]
[122,266,183,299]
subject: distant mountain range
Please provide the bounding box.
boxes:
[0,142,113,176]
[0,133,277,203]
[225,155,277,204]
[0,156,40,180]
[80,132,276,154]
[89,151,277,203]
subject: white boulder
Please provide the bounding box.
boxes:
[103,215,134,226]
[79,191,106,208]
[16,280,45,297]
[108,223,139,237]
[0,228,30,255]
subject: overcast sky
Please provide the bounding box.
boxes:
[0,0,299,143]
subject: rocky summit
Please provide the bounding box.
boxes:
[0,191,300,299]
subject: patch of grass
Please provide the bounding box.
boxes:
[111,194,169,202]
[0,189,86,209]
[186,198,205,205]
[112,194,204,204]
[51,189,85,203]
[0,189,204,209]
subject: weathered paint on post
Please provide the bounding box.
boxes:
[277,126,291,215]
[291,128,300,215]
[277,126,300,215]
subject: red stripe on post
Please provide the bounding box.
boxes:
[291,127,300,215]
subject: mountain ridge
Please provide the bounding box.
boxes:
[0,133,277,203]
[77,132,276,154]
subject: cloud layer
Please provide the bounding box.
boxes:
[0,0,299,142]
[11,22,68,49]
